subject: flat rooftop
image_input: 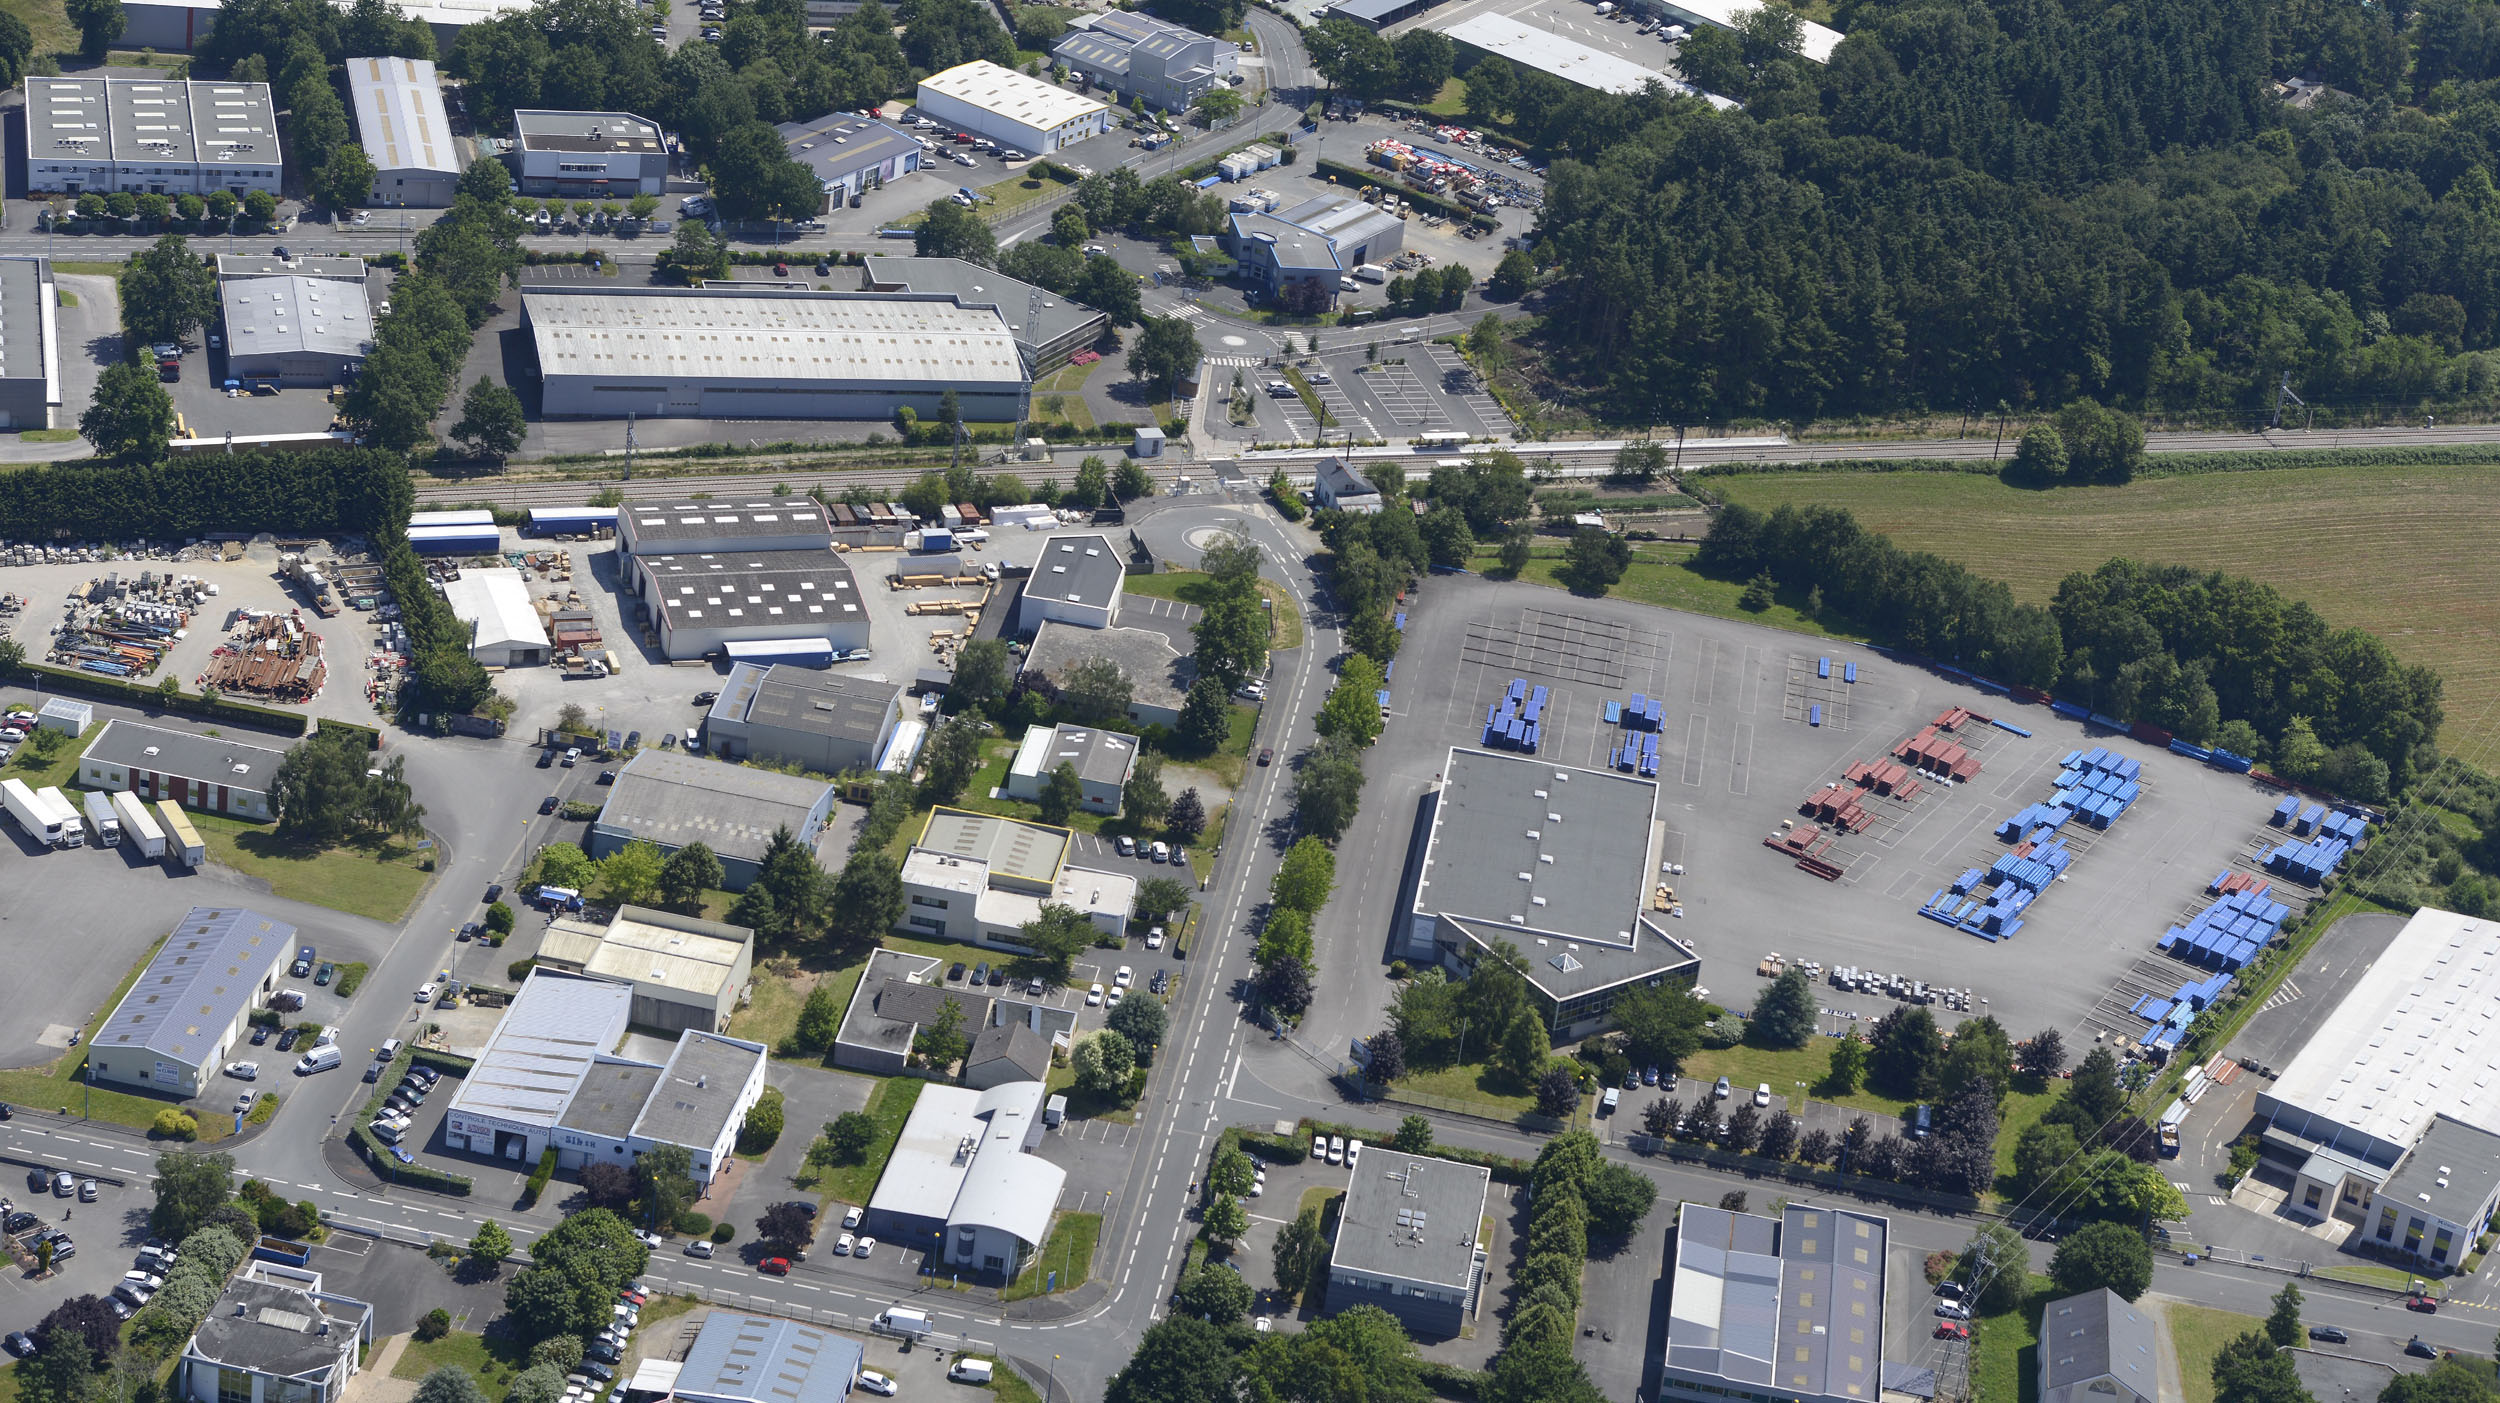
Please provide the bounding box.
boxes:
[28,76,281,167]
[97,907,289,1070]
[861,256,1108,354]
[544,905,751,999]
[1023,622,1192,714]
[0,258,55,389]
[555,1059,664,1140]
[1418,747,1657,951]
[523,287,1025,388]
[2379,1113,2500,1229]
[347,56,459,176]
[777,113,921,185]
[675,1313,861,1403]
[596,749,833,867]
[623,497,832,547]
[1440,13,1735,105]
[216,254,366,281]
[918,60,1108,132]
[631,1031,767,1150]
[710,661,899,746]
[512,109,664,153]
[1010,722,1139,789]
[446,969,635,1131]
[1332,1151,1491,1290]
[1667,1203,1886,1402]
[917,807,1070,886]
[1030,533,1123,611]
[82,718,287,787]
[639,550,863,640]
[220,276,376,360]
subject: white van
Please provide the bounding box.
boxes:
[876,1307,933,1338]
[297,1046,342,1075]
[949,1360,994,1385]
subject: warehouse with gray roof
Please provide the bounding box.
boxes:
[1326,1151,1492,1338]
[861,256,1107,372]
[0,258,60,430]
[522,285,1026,422]
[703,662,902,773]
[89,907,293,1097]
[587,749,836,888]
[1661,1203,1890,1403]
[218,275,376,386]
[24,76,283,196]
[347,56,461,207]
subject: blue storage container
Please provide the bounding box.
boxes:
[1817,657,1831,679]
[1844,662,1858,683]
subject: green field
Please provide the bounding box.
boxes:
[1968,1275,2053,1403]
[801,1075,924,1207]
[186,810,435,923]
[2165,1303,2265,1403]
[999,1211,1100,1301]
[390,1331,527,1391]
[1707,465,2500,755]
[1469,539,1858,644]
[0,934,223,1138]
[1124,569,1307,651]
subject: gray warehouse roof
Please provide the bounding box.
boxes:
[675,1312,862,1403]
[919,808,1070,885]
[523,287,1026,389]
[1013,722,1139,789]
[1419,747,1657,951]
[220,276,376,361]
[347,56,459,177]
[82,718,289,789]
[969,1020,1051,1081]
[1231,212,1340,274]
[639,550,863,639]
[216,254,367,282]
[1023,622,1193,716]
[0,258,55,390]
[861,256,1108,362]
[97,907,291,1069]
[446,969,635,1130]
[2379,1114,2500,1231]
[184,1271,369,1378]
[512,109,663,153]
[2038,1289,2157,1403]
[556,1060,665,1140]
[777,113,920,186]
[596,749,834,866]
[709,662,900,746]
[1033,533,1123,611]
[623,498,833,548]
[631,1031,767,1151]
[1668,1204,1886,1402]
[28,76,280,168]
[1332,1152,1491,1289]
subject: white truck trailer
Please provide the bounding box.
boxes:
[0,778,60,845]
[81,790,121,846]
[35,787,85,847]
[111,790,166,858]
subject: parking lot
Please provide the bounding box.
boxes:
[1243,339,1512,446]
[1394,0,1696,74]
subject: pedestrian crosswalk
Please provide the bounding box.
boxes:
[1202,354,1266,368]
[2259,980,2303,1013]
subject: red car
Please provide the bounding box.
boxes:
[773,262,789,277]
[2406,1294,2439,1313]
[1258,747,1273,766]
[953,132,974,144]
[618,1290,647,1306]
[761,1258,791,1276]
[1933,1321,1969,1341]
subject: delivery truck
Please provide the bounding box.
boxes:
[112,790,166,858]
[82,790,121,846]
[874,1307,933,1339]
[36,788,84,847]
[0,778,61,845]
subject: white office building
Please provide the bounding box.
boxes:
[1052,12,1239,112]
[898,808,1135,950]
[916,61,1111,155]
[1014,532,1125,632]
[506,110,668,199]
[865,1080,1063,1278]
[25,76,282,196]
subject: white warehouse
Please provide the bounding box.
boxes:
[441,566,550,666]
[25,76,282,197]
[915,61,1110,155]
[347,57,462,208]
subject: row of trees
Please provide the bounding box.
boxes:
[0,446,406,539]
[1104,1305,1434,1403]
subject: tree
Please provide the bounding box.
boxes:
[595,839,666,908]
[534,842,594,893]
[1129,315,1202,398]
[951,639,1011,708]
[469,1219,514,1266]
[1124,751,1170,828]
[919,714,986,802]
[450,378,527,461]
[82,360,175,464]
[1611,982,1706,1072]
[413,1367,492,1403]
[1201,1190,1248,1247]
[758,1201,815,1252]
[1256,907,1312,970]
[1797,1127,1835,1165]
[657,842,724,912]
[737,1088,785,1153]
[915,197,997,264]
[1107,991,1168,1057]
[316,144,379,213]
[36,1295,120,1370]
[66,0,122,59]
[1956,1221,2030,1316]
[660,217,731,284]
[2012,424,2069,482]
[1062,657,1135,724]
[1489,247,1536,301]
[1534,1064,1580,1118]
[1165,789,1207,844]
[1316,655,1388,745]
[1174,1260,1252,1322]
[1176,678,1231,754]
[1190,594,1269,699]
[1394,1114,1434,1152]
[2011,1121,2082,1197]
[634,1144,698,1229]
[1758,1110,1799,1161]
[1870,1007,1946,1098]
[1113,460,1155,501]
[1643,1097,1680,1139]
[1105,1316,1234,1403]
[1017,903,1095,980]
[1581,1161,1657,1239]
[2047,1046,2128,1140]
[1825,1031,1870,1093]
[121,235,218,348]
[1255,952,1314,1018]
[2018,1028,2066,1080]
[2210,1331,2309,1403]
[829,848,905,947]
[1133,876,1193,929]
[1038,760,1085,823]
[1749,968,1818,1048]
[1273,1207,1326,1302]
[2049,1220,2153,1301]
[826,1111,878,1163]
[507,1364,569,1403]
[1293,735,1368,839]
[2055,400,2146,484]
[1364,1030,1407,1084]
[151,1151,233,1240]
[1194,85,1244,124]
[1557,528,1633,596]
[578,1162,636,1213]
[244,189,277,223]
[1075,1029,1136,1096]
[790,984,842,1054]
[2264,1281,2304,1347]
[1271,837,1337,915]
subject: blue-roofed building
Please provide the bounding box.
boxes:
[675,1312,863,1403]
[1222,192,1404,309]
[1662,1202,1890,1403]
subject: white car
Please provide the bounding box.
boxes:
[122,1271,164,1292]
[1326,1136,1345,1164]
[1087,983,1104,1006]
[1347,1139,1363,1167]
[855,1236,876,1259]
[1753,1083,1772,1107]
[843,1205,863,1230]
[634,1229,664,1249]
[1106,988,1124,1009]
[1114,966,1133,988]
[835,1233,855,1256]
[856,1371,898,1397]
[1146,927,1164,949]
[224,1061,259,1080]
[232,1093,255,1115]
[414,983,437,1003]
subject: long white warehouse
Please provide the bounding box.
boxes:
[522,286,1027,422]
[915,61,1110,155]
[347,56,461,208]
[25,76,282,196]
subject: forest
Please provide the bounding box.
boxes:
[1495,0,2500,424]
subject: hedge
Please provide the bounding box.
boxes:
[1414,1361,1488,1400]
[0,447,409,541]
[350,1124,474,1194]
[315,718,382,751]
[1305,1117,1534,1184]
[522,1147,556,1208]
[25,663,309,736]
[410,1047,475,1076]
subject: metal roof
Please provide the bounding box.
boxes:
[1417,747,1658,954]
[81,718,286,791]
[217,255,367,282]
[441,567,549,655]
[1656,0,1844,61]
[630,1031,767,1151]
[1052,35,1131,75]
[638,549,863,641]
[917,808,1071,886]
[220,276,375,361]
[512,109,664,153]
[1008,722,1140,790]
[1032,533,1124,610]
[524,287,1025,389]
[1666,1204,1886,1403]
[623,497,832,546]
[97,907,291,1070]
[918,61,1109,132]
[2038,1289,2157,1403]
[2378,1114,2500,1230]
[28,76,280,167]
[1330,1152,1491,1290]
[0,258,55,393]
[1441,13,1736,106]
[776,113,921,186]
[347,56,459,178]
[544,905,752,999]
[860,256,1109,361]
[595,749,834,866]
[676,1313,861,1403]
[709,661,900,746]
[1230,212,1340,274]
[446,969,636,1131]
[945,1080,1063,1248]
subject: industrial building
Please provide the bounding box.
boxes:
[618,497,834,557]
[24,76,282,197]
[1324,0,1442,29]
[218,276,375,387]
[1020,622,1192,728]
[915,61,1111,155]
[2258,906,2500,1266]
[1015,533,1125,632]
[899,808,1136,949]
[673,1314,861,1403]
[1325,1151,1491,1338]
[628,547,868,663]
[88,907,293,1097]
[2036,1290,2156,1403]
[505,110,668,199]
[861,256,1108,373]
[346,57,461,207]
[113,0,221,52]
[1223,194,1403,308]
[831,948,1077,1082]
[1314,457,1382,514]
[535,905,755,1034]
[406,508,502,556]
[1052,12,1240,113]
[1406,747,1699,1040]
[703,663,903,773]
[440,566,550,666]
[778,112,924,212]
[523,285,1027,422]
[1441,14,1735,105]
[79,719,287,819]
[1661,1203,1890,1403]
[0,258,60,430]
[588,749,837,889]
[176,1263,372,1403]
[446,967,769,1184]
[216,254,366,282]
[1003,722,1138,813]
[1651,0,1842,60]
[865,1079,1063,1279]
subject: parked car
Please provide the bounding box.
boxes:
[2308,1326,2350,1344]
[78,1180,96,1202]
[1712,1076,1733,1099]
[4,1333,35,1359]
[414,983,438,1003]
[856,1371,897,1397]
[275,1029,300,1052]
[1087,983,1104,1006]
[1753,1083,1772,1107]
[1258,747,1273,766]
[685,1240,714,1258]
[1935,1301,1971,1320]
[225,1061,259,1080]
[948,962,967,981]
[835,1233,854,1256]
[51,1172,73,1197]
[314,962,335,985]
[854,1237,875,1259]
[761,1257,791,1275]
[250,1026,270,1045]
[2408,1338,2439,1359]
[291,947,314,977]
[843,1206,863,1229]
[1934,1321,1970,1341]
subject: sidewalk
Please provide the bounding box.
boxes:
[341,1333,419,1403]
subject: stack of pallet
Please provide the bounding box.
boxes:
[1483,677,1543,753]
[1799,783,1872,832]
[1896,717,1982,780]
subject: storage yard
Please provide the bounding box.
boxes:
[1375,577,2317,1049]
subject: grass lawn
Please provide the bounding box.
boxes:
[18,430,77,443]
[1677,1039,1910,1119]
[333,962,370,998]
[389,1330,528,1391]
[801,1075,924,1207]
[2313,1261,2424,1291]
[999,1211,1100,1301]
[1989,1084,2064,1196]
[733,934,986,1055]
[0,734,84,791]
[1123,569,1307,651]
[636,1293,702,1330]
[1045,1054,1140,1125]
[186,811,435,924]
[977,166,1080,218]
[1297,1184,1342,1224]
[48,261,125,277]
[1468,540,1862,646]
[2166,1302,2265,1403]
[1392,1062,1545,1122]
[1709,464,2500,753]
[1969,1275,2053,1403]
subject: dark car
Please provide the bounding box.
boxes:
[485,883,504,903]
[315,962,334,985]
[363,1063,382,1083]
[250,1026,270,1045]
[597,770,616,785]
[2308,1326,2349,1344]
[623,732,640,752]
[537,750,555,768]
[291,947,314,977]
[695,691,719,705]
[1258,747,1273,766]
[585,1346,622,1366]
[2407,1338,2439,1358]
[25,1168,45,1194]
[582,1363,615,1383]
[971,961,988,985]
[4,1211,36,1233]
[272,245,290,259]
[814,260,831,276]
[4,1332,34,1358]
[987,965,1007,986]
[540,795,560,814]
[409,1066,441,1086]
[275,1028,300,1052]
[947,962,966,981]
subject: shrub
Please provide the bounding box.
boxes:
[415,1308,451,1341]
[153,1107,199,1139]
[521,1148,556,1208]
[673,1211,712,1237]
[711,1221,736,1243]
[736,1086,785,1155]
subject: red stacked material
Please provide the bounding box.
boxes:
[1800,783,1871,831]
[1893,778,1925,802]
[1796,855,1846,880]
[1867,760,1913,795]
[1843,760,1875,785]
[1765,825,1837,857]
[1896,728,1983,780]
[1933,707,1973,732]
[2208,872,2273,899]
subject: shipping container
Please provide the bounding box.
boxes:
[157,799,205,868]
[113,790,166,858]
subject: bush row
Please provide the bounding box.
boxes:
[26,663,309,736]
[1304,1117,1533,1184]
[126,1224,249,1354]
[0,447,410,541]
[410,1047,476,1076]
[314,718,381,751]
[522,1147,556,1208]
[350,1124,474,1194]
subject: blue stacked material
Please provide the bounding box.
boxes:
[2264,836,2355,885]
[1952,867,1985,895]
[1994,719,2033,737]
[2158,889,2291,972]
[1639,733,1660,777]
[2270,796,2300,827]
[1809,704,1822,727]
[2170,739,2213,761]
[1509,678,1526,703]
[1485,678,1542,750]
[1603,700,1622,725]
[1844,661,1858,684]
[1383,660,1394,681]
[1646,698,1663,728]
[2209,749,2256,773]
[1394,612,1406,631]
[2051,700,2090,720]
[2133,994,2176,1021]
[1818,657,1831,679]
[1621,692,1662,733]
[2295,804,2324,835]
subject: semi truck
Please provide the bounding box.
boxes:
[112,790,166,858]
[81,790,122,846]
[36,788,85,847]
[0,778,60,845]
[157,799,205,868]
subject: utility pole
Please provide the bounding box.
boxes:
[623,411,637,480]
[2271,370,2305,432]
[1992,401,2010,460]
